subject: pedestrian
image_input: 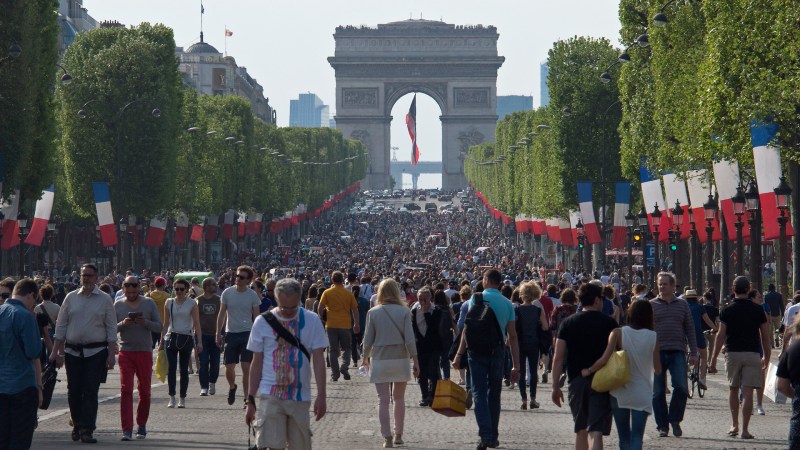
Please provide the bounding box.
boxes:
[582,299,661,450]
[515,281,548,410]
[0,278,43,450]
[196,277,221,396]
[551,282,618,450]
[0,277,14,305]
[776,312,800,448]
[160,278,203,408]
[750,288,770,415]
[684,289,717,390]
[411,287,443,406]
[764,284,784,347]
[114,275,162,440]
[245,278,328,450]
[50,263,118,444]
[216,265,260,406]
[452,268,520,450]
[710,276,770,440]
[318,271,360,381]
[433,289,456,381]
[351,285,370,368]
[649,272,698,438]
[148,277,170,349]
[362,279,420,448]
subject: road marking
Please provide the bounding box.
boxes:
[39,382,167,423]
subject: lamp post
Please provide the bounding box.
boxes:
[775,176,792,300]
[638,206,649,288]
[703,194,718,291]
[651,204,662,275]
[625,209,637,288]
[576,218,585,273]
[671,200,684,279]
[731,185,746,276]
[746,181,762,291]
[118,216,128,272]
[47,221,56,277]
[17,211,28,277]
[688,207,701,290]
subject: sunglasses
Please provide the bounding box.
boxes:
[0,293,9,299]
[123,283,139,288]
[82,273,96,278]
[236,274,250,280]
[174,287,186,292]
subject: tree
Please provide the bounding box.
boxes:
[56,23,181,218]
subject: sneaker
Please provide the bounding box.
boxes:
[121,431,132,441]
[209,382,216,395]
[342,371,351,381]
[465,389,473,410]
[383,436,393,448]
[488,441,500,448]
[80,431,98,444]
[188,367,194,375]
[168,396,176,408]
[476,441,489,450]
[71,429,80,442]
[658,427,669,437]
[200,388,208,396]
[135,426,147,440]
[227,384,237,405]
[756,404,765,415]
[393,434,403,445]
[530,399,539,409]
[177,398,185,408]
[418,399,430,407]
[671,422,682,437]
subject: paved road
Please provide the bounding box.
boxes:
[32,353,793,449]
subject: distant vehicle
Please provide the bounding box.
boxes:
[405,203,421,211]
[418,195,426,201]
[467,208,477,213]
[398,207,409,213]
[439,195,452,202]
[425,202,437,213]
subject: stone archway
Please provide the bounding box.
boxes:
[328,19,504,190]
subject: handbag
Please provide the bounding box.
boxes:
[591,350,630,392]
[431,379,467,417]
[154,349,168,383]
[764,362,788,404]
[40,362,60,410]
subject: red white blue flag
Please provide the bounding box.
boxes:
[686,169,721,243]
[92,182,118,247]
[639,164,671,241]
[576,182,601,245]
[406,94,420,166]
[25,184,55,247]
[0,188,20,250]
[612,182,631,249]
[751,120,794,240]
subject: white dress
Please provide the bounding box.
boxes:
[610,326,657,413]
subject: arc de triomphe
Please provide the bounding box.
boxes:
[328,19,504,190]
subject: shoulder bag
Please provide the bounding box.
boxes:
[591,334,630,392]
[262,311,311,361]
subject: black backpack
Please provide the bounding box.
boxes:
[464,293,504,356]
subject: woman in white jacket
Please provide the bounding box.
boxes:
[362,279,420,448]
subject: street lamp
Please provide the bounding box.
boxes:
[731,185,746,276]
[17,211,28,277]
[671,200,684,278]
[47,221,56,277]
[775,176,792,299]
[625,209,637,288]
[576,218,585,273]
[118,216,128,271]
[638,206,649,287]
[745,181,762,291]
[651,204,662,273]
[703,193,718,291]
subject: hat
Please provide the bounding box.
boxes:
[154,276,167,287]
[684,289,699,299]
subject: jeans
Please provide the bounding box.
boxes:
[327,328,352,378]
[0,386,38,450]
[65,349,108,432]
[652,350,688,430]
[418,351,441,402]
[166,337,194,397]
[611,396,649,450]
[119,351,152,432]
[518,346,539,400]
[468,349,505,444]
[198,334,220,389]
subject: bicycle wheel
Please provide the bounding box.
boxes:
[687,369,696,399]
[697,382,705,398]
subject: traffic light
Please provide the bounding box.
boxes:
[632,229,642,247]
[578,236,585,249]
[669,232,678,251]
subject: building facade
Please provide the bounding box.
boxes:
[289,93,331,127]
[496,95,533,122]
[540,62,550,107]
[58,0,98,56]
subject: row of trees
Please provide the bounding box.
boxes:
[467,1,800,222]
[2,13,367,226]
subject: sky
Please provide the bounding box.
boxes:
[83,0,622,187]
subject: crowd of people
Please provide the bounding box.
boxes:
[1,192,800,450]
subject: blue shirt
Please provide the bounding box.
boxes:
[467,288,515,334]
[0,299,42,394]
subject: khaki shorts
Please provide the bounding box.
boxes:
[725,352,762,388]
[255,395,311,450]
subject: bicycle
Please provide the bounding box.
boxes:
[688,364,705,398]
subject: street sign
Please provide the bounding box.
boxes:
[646,243,656,267]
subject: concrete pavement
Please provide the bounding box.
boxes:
[32,356,793,449]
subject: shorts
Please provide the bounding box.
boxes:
[567,374,612,435]
[224,331,252,365]
[725,351,762,388]
[255,395,311,450]
[695,332,707,350]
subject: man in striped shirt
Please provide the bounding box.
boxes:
[650,272,698,438]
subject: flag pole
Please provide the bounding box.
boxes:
[224,25,227,56]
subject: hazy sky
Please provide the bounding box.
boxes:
[83,0,621,173]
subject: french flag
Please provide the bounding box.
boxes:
[145,216,167,247]
[560,216,575,248]
[173,213,189,245]
[686,169,721,243]
[128,215,140,245]
[712,160,750,241]
[92,182,118,247]
[569,210,582,246]
[751,120,794,240]
[190,218,204,242]
[0,188,20,250]
[532,217,546,236]
[222,209,235,240]
[515,214,527,233]
[546,218,561,242]
[612,182,631,249]
[577,182,601,245]
[662,173,692,239]
[24,184,55,247]
[238,212,246,237]
[639,164,671,241]
[205,215,218,241]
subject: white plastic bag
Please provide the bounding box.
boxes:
[764,362,787,404]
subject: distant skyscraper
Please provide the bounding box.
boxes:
[496,95,533,122]
[540,62,550,107]
[289,93,330,127]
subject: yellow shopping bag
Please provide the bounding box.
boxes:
[591,350,630,392]
[154,349,167,383]
[432,379,467,417]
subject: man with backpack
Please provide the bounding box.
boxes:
[452,268,520,450]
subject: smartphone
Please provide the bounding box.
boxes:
[128,312,142,319]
